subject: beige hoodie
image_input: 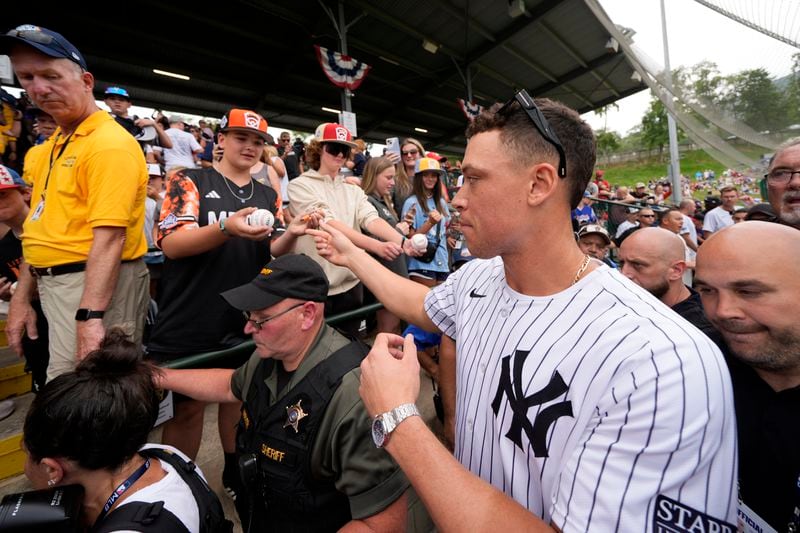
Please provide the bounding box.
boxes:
[288,169,380,295]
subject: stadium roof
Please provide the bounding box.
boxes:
[5,0,646,153]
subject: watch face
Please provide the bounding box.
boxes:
[371,417,387,448]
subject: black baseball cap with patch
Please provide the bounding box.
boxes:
[0,25,87,70]
[221,254,329,312]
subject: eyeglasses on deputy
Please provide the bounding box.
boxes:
[242,303,304,330]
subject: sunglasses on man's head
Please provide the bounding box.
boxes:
[324,143,351,158]
[6,28,70,58]
[7,28,54,45]
[498,89,567,178]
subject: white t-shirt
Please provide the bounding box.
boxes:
[681,238,695,287]
[272,155,289,203]
[114,444,204,532]
[162,129,201,170]
[615,220,638,238]
[702,206,734,234]
[424,258,737,532]
[680,214,698,247]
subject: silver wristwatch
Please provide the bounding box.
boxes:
[371,403,420,448]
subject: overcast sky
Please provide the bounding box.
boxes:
[583,0,799,136]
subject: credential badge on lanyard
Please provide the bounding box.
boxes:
[33,133,74,221]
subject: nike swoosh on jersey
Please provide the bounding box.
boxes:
[469,289,486,298]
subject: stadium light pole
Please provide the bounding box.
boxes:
[660,0,682,203]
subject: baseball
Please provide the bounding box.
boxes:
[246,209,274,228]
[411,234,428,252]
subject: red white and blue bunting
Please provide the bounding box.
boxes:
[457,98,483,121]
[314,45,371,91]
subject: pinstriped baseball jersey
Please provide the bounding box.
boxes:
[425,257,737,532]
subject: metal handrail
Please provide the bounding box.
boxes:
[161,302,384,369]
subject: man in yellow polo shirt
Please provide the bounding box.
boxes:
[1,24,149,380]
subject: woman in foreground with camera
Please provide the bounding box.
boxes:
[21,329,227,533]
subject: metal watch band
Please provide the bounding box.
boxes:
[383,403,420,434]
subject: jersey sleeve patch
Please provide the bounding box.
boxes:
[157,171,200,244]
[654,495,735,533]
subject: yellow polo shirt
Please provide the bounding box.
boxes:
[22,110,147,267]
[22,143,47,186]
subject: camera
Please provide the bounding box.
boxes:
[0,485,84,532]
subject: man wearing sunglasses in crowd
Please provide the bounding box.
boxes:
[156,254,420,532]
[1,25,150,379]
[288,123,419,337]
[311,92,737,531]
[278,130,303,180]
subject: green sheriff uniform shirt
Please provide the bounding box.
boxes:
[230,324,409,521]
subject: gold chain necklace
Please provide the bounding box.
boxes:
[572,255,591,285]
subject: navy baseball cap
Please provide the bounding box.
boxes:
[104,86,130,100]
[221,254,329,311]
[0,25,87,70]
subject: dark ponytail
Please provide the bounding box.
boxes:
[24,328,160,471]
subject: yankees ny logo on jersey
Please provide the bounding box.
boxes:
[491,349,573,457]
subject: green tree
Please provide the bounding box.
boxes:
[593,102,619,131]
[783,52,800,126]
[596,128,621,161]
[619,126,643,151]
[640,96,669,154]
[674,61,723,110]
[721,68,784,131]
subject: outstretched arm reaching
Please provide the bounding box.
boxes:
[307,223,436,331]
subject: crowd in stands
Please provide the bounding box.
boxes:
[0,23,798,533]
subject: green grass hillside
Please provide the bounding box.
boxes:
[597,149,727,188]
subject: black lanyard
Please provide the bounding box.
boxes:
[93,457,150,526]
[790,472,800,532]
[41,132,74,199]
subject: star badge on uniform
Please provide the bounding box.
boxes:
[283,399,309,433]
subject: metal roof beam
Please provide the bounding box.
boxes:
[424,0,497,43]
[576,84,645,115]
[359,0,565,135]
[346,0,465,62]
[464,0,565,65]
[536,21,620,97]
[530,50,624,97]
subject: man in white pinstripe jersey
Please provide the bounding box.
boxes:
[311,92,737,532]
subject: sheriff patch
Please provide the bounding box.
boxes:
[653,494,735,533]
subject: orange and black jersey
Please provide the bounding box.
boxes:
[148,167,282,356]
